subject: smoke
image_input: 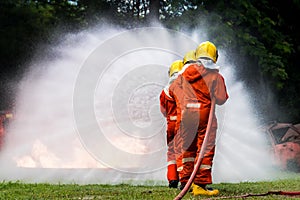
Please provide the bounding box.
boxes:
[212,56,275,183]
[0,24,275,185]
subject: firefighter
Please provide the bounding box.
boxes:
[182,50,197,70]
[170,41,228,196]
[159,60,184,188]
[173,50,197,188]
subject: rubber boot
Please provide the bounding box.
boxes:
[191,183,219,196]
[168,180,179,188]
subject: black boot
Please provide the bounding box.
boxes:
[168,180,179,188]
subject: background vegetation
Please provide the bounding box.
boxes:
[0,0,299,123]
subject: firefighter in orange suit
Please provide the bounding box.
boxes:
[172,50,197,188]
[170,41,229,196]
[159,60,184,188]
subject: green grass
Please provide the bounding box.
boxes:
[0,173,299,200]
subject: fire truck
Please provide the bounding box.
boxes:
[264,122,300,172]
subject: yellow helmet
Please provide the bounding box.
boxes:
[195,41,218,63]
[168,60,184,77]
[183,50,196,65]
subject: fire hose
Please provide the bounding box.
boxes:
[203,191,300,199]
[173,98,300,200]
[174,98,216,200]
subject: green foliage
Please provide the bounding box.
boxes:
[0,1,55,65]
[215,1,291,87]
[0,0,300,121]
[170,0,298,122]
[160,0,197,19]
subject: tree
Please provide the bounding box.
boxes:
[0,0,91,109]
[192,0,299,122]
[149,0,160,20]
[0,0,299,122]
[101,0,196,22]
[0,0,57,109]
[163,0,299,122]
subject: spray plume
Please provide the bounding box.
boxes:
[0,25,275,185]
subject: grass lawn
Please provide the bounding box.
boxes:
[0,172,299,199]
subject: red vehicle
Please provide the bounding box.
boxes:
[265,122,300,172]
[0,111,13,149]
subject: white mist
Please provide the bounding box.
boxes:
[0,25,274,185]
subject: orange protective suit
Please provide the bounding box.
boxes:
[160,86,180,183]
[169,62,228,186]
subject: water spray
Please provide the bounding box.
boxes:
[0,26,275,186]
